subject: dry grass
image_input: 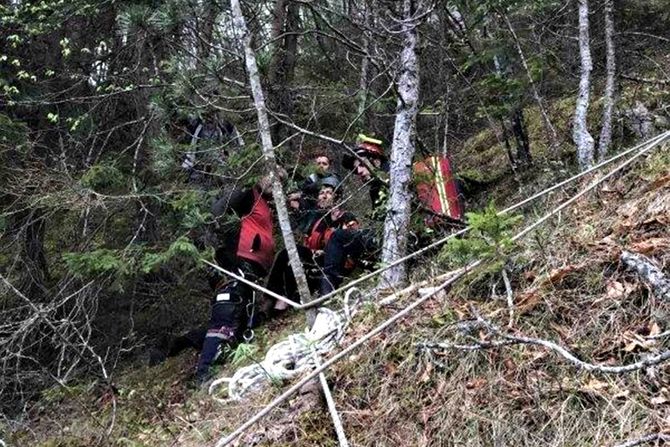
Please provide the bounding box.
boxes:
[8,148,669,446]
[255,146,670,446]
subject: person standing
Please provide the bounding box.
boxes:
[195,173,277,384]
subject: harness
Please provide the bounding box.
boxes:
[304,217,336,252]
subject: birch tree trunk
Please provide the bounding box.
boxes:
[379,0,420,289]
[230,0,312,308]
[597,0,616,161]
[573,0,595,171]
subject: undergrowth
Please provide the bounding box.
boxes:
[7,132,669,446]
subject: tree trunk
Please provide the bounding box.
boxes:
[573,0,595,171]
[379,0,420,289]
[511,107,531,165]
[22,209,49,299]
[597,0,616,161]
[230,0,312,309]
[504,14,559,149]
[267,0,299,148]
[356,0,371,126]
[492,51,529,168]
[500,118,517,168]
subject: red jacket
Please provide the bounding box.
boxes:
[237,188,275,271]
[217,187,275,271]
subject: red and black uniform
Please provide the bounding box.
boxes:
[265,208,357,304]
[320,151,465,296]
[195,186,275,383]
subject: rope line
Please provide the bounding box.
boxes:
[213,135,669,446]
[201,131,670,311]
[208,289,362,402]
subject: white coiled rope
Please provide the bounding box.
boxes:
[209,288,363,402]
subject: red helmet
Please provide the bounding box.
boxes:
[342,134,385,170]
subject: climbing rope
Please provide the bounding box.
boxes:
[215,134,670,446]
[208,288,363,402]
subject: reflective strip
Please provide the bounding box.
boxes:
[432,156,451,217]
[206,332,233,340]
[206,326,235,340]
[190,123,203,146]
[182,123,203,170]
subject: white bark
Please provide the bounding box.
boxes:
[597,0,616,161]
[230,0,312,307]
[573,0,595,170]
[379,0,420,289]
[621,250,670,300]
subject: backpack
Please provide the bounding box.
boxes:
[413,155,465,223]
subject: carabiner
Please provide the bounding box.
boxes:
[243,328,254,343]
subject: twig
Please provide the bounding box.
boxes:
[612,432,670,447]
[501,268,514,328]
[420,315,670,374]
[312,350,350,447]
[620,74,670,85]
[616,31,670,43]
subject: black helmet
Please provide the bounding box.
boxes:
[320,175,341,190]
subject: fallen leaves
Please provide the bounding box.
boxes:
[648,173,670,190]
[628,237,670,255]
[547,263,587,284]
[465,377,488,390]
[650,390,670,406]
[605,280,637,299]
[621,322,662,352]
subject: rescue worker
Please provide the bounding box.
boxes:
[179,112,244,187]
[288,152,339,211]
[320,135,465,295]
[318,137,387,295]
[194,172,279,384]
[266,175,358,308]
[341,135,389,208]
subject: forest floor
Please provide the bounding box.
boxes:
[4,106,670,446]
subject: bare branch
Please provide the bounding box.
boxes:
[419,313,670,374]
[612,433,670,447]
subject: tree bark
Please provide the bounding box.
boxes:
[267,0,300,147]
[492,51,529,167]
[230,0,312,309]
[379,0,420,289]
[356,0,371,126]
[504,14,559,149]
[597,0,616,161]
[573,0,595,171]
[621,251,670,300]
[511,107,531,165]
[21,209,49,299]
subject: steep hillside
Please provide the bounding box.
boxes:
[204,139,670,446]
[10,135,667,447]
